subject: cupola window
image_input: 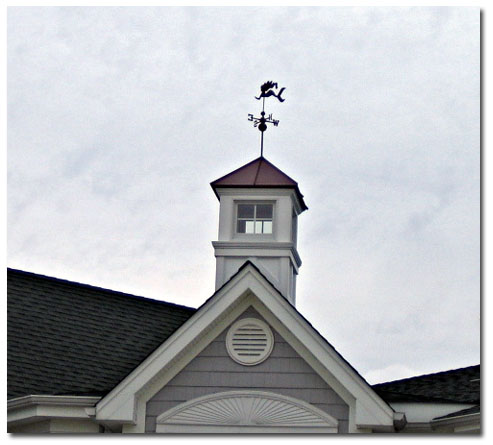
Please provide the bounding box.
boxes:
[236,203,273,234]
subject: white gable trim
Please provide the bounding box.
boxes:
[96,263,396,433]
[96,270,257,426]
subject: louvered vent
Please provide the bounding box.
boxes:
[226,318,274,366]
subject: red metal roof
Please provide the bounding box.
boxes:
[210,157,307,211]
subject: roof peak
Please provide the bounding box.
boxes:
[210,157,307,211]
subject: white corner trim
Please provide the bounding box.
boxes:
[156,390,338,433]
[8,395,101,426]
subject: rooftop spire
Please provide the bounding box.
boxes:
[248,81,285,157]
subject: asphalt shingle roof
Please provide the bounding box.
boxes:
[372,365,480,404]
[433,404,480,420]
[7,268,196,400]
[8,266,480,410]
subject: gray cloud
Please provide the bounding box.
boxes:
[8,6,479,383]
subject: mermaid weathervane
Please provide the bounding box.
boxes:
[255,81,286,102]
[248,81,285,157]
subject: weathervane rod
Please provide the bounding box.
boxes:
[261,96,266,156]
[248,81,285,157]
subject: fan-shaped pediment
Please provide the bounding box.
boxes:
[156,390,338,432]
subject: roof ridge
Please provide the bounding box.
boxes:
[7,268,196,312]
[253,157,263,185]
[209,156,263,185]
[258,156,299,186]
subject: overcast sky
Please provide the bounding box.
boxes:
[7,6,479,384]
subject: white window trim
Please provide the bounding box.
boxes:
[234,200,275,238]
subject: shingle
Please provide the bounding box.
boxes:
[372,365,480,404]
[7,268,196,400]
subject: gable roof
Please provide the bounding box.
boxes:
[372,365,480,404]
[8,264,479,431]
[7,268,196,400]
[210,156,308,211]
[95,261,396,430]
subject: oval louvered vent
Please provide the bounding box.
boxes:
[226,318,274,366]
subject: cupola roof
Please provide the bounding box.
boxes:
[210,156,307,211]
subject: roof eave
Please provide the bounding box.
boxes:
[210,183,308,212]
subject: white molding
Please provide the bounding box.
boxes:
[389,402,476,424]
[156,425,337,433]
[430,412,480,433]
[397,411,480,434]
[215,187,298,198]
[96,263,395,432]
[8,395,101,410]
[8,395,101,427]
[212,241,302,269]
[155,390,338,433]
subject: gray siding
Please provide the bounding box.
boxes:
[146,307,349,433]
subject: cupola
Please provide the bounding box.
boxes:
[211,156,307,305]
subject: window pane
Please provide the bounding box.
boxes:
[255,221,263,233]
[238,204,254,218]
[256,204,273,219]
[245,221,255,233]
[263,221,273,234]
[237,220,246,233]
